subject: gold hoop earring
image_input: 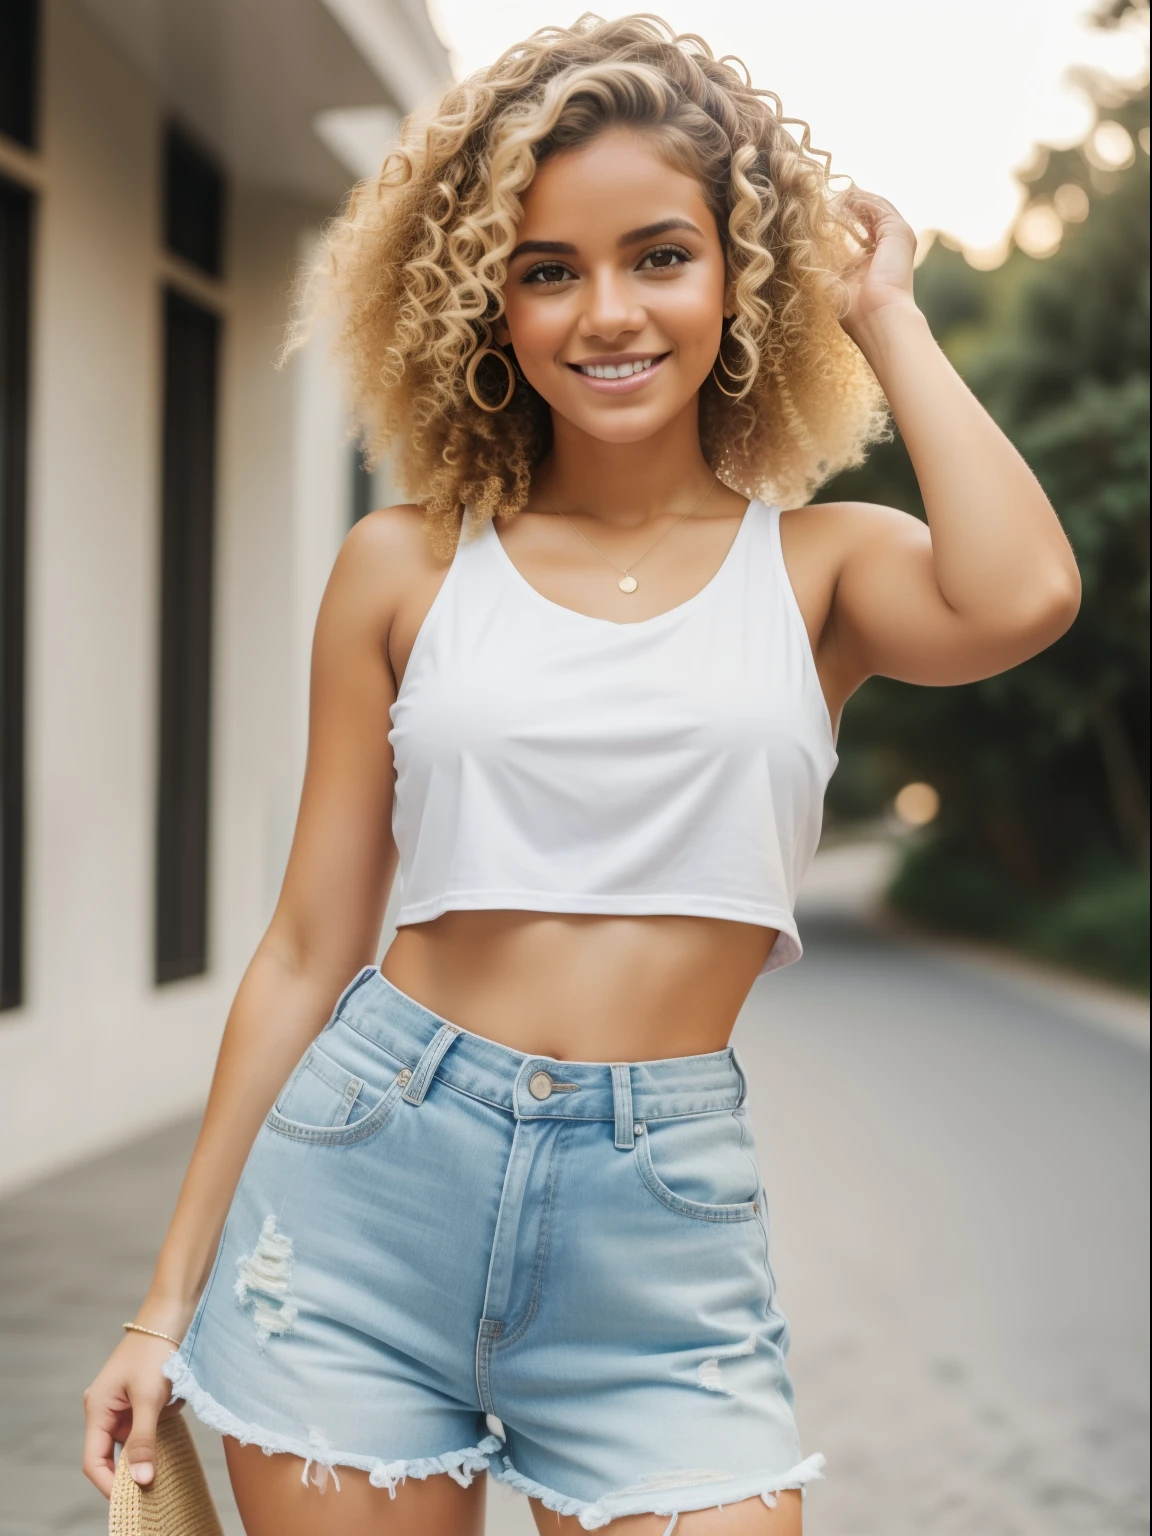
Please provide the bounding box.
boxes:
[465,346,516,413]
[711,345,748,399]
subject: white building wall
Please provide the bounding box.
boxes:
[0,0,354,1194]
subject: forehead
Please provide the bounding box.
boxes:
[518,129,718,241]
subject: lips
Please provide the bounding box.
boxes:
[567,352,670,395]
[573,356,658,379]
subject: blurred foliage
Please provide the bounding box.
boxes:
[821,33,1149,988]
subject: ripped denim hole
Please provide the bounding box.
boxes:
[234,1215,299,1344]
[697,1333,757,1395]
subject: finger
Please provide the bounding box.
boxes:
[841,188,897,237]
[122,1392,167,1488]
[845,185,895,214]
[82,1403,125,1498]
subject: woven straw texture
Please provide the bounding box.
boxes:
[109,1413,224,1536]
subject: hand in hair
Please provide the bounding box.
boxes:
[836,188,919,340]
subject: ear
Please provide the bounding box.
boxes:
[722,286,737,321]
[493,316,511,346]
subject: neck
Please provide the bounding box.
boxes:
[535,396,714,529]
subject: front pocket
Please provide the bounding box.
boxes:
[265,1043,407,1146]
[634,1110,760,1223]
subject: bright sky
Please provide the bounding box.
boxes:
[427,0,1147,259]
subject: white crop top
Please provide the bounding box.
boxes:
[388,498,838,974]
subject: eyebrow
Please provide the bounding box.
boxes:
[508,217,705,263]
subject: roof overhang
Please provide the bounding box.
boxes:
[76,0,451,205]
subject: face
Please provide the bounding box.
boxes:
[499,128,730,444]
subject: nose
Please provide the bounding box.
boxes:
[578,266,646,343]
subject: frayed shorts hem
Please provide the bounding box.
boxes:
[162,1354,502,1495]
[489,1450,827,1529]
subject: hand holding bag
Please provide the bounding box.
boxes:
[109,1412,224,1536]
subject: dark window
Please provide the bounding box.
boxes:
[350,444,373,526]
[163,125,225,278]
[0,0,39,149]
[155,289,219,984]
[0,177,31,1011]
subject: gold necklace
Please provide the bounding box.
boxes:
[550,476,718,594]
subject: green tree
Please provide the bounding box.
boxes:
[822,33,1149,987]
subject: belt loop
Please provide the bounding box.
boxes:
[729,1046,749,1108]
[611,1064,635,1150]
[403,1024,461,1106]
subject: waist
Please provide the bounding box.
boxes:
[332,965,750,1119]
[379,908,777,1058]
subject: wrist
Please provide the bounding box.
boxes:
[843,299,929,358]
[133,1290,200,1336]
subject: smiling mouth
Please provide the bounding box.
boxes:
[568,354,669,380]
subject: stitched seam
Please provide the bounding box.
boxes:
[307,1043,364,1101]
[496,1122,567,1350]
[734,1109,762,1204]
[265,1078,405,1145]
[181,1208,232,1361]
[475,1318,501,1414]
[756,1191,781,1307]
[334,1017,746,1123]
[635,1126,758,1223]
[403,1025,462,1105]
[336,1015,410,1069]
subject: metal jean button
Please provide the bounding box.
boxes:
[528,1070,554,1100]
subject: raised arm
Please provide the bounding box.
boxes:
[811,193,1081,706]
[81,509,417,1495]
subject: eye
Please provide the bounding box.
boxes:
[637,245,692,272]
[521,261,576,286]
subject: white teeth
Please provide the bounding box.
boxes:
[578,358,654,379]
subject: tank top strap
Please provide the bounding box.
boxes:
[745,496,781,551]
[455,508,494,561]
[745,498,798,599]
[723,497,780,594]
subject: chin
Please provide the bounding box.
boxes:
[572,413,676,444]
[555,389,695,444]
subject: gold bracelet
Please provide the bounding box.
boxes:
[123,1322,182,1349]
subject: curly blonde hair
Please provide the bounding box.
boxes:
[289,13,889,553]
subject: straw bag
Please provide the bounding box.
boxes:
[109,1412,224,1536]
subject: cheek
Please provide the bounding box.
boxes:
[503,293,566,364]
[656,277,727,355]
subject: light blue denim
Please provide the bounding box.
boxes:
[164,967,823,1527]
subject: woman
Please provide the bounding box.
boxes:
[82,15,1080,1534]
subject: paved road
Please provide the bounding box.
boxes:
[1,911,1147,1535]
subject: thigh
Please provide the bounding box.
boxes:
[530,1489,802,1534]
[225,1438,487,1536]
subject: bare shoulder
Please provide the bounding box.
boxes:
[340,503,446,583]
[777,498,925,600]
[780,499,928,560]
[323,504,447,620]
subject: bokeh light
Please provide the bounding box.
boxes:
[1053,182,1091,221]
[1087,119,1138,169]
[1016,202,1066,257]
[894,782,942,827]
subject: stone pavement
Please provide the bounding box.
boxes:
[0,1097,531,1535]
[1,904,1147,1534]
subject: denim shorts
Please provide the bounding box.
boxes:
[164,967,823,1527]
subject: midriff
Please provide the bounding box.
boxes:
[379,910,777,1061]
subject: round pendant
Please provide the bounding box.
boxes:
[618,574,638,594]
